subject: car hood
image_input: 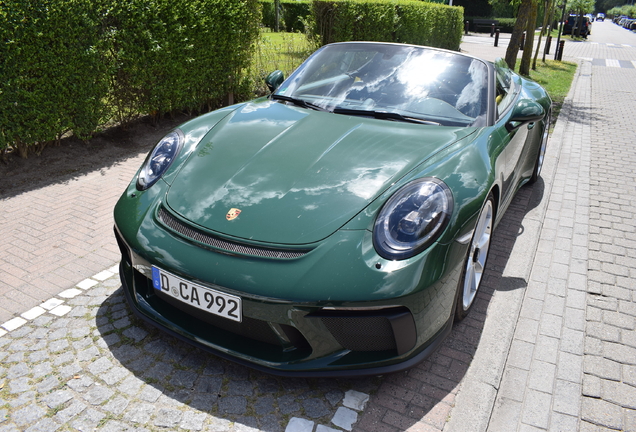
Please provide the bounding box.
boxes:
[165,99,475,245]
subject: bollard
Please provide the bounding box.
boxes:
[520,32,525,50]
[557,40,565,61]
[545,35,552,54]
[465,21,469,35]
[490,23,495,37]
[494,29,500,47]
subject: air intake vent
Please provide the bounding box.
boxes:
[157,206,309,259]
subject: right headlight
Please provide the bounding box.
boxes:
[137,130,184,191]
[373,178,453,260]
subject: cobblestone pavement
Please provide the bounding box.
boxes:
[0,267,380,432]
[1,21,635,432]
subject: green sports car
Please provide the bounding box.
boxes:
[114,42,551,376]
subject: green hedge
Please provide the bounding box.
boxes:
[108,0,261,122]
[0,0,108,157]
[310,0,463,51]
[0,0,261,157]
[261,0,312,32]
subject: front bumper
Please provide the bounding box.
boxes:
[113,186,468,376]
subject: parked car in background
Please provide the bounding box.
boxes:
[563,14,591,38]
[623,18,636,31]
[596,13,605,21]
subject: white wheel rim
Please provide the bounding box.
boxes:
[462,200,493,311]
[536,115,550,177]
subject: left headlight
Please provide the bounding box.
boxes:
[137,130,184,191]
[373,178,453,260]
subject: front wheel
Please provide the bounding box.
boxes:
[529,110,551,184]
[455,195,494,321]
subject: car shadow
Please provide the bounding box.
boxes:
[95,288,382,431]
[94,179,545,432]
[353,179,546,431]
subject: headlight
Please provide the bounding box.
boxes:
[373,178,453,260]
[137,130,184,191]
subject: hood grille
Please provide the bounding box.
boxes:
[157,206,309,259]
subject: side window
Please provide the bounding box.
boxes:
[494,59,518,117]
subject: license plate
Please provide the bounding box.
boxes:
[152,267,242,322]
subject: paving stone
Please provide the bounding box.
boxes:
[8,392,35,409]
[254,396,275,416]
[9,377,31,394]
[43,390,73,409]
[123,403,155,425]
[138,384,163,403]
[117,375,145,396]
[122,326,148,343]
[24,417,60,432]
[179,411,207,431]
[303,398,330,419]
[55,402,87,424]
[278,395,301,415]
[66,375,94,392]
[170,370,198,389]
[286,417,315,432]
[71,408,106,431]
[581,397,623,430]
[331,407,358,431]
[342,390,369,411]
[218,396,247,415]
[7,363,29,379]
[227,380,253,397]
[103,396,130,415]
[88,357,113,375]
[11,405,46,427]
[99,366,128,386]
[153,408,182,428]
[36,376,60,393]
[190,393,219,412]
[85,384,115,405]
[195,376,222,394]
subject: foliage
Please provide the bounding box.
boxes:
[488,0,521,17]
[261,0,312,32]
[0,0,262,157]
[451,0,493,17]
[310,0,463,51]
[248,30,313,97]
[566,0,595,14]
[598,0,628,13]
[528,60,576,121]
[607,4,636,17]
[107,0,261,123]
[0,0,108,157]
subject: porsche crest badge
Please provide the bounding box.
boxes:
[226,208,241,221]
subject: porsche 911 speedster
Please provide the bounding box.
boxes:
[114,41,551,376]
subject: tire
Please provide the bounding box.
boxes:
[529,110,551,184]
[455,194,494,321]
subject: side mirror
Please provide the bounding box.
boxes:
[505,99,545,132]
[265,70,285,93]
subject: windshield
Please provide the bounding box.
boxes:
[274,43,489,127]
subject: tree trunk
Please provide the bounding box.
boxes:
[533,0,553,70]
[519,0,538,76]
[505,0,534,70]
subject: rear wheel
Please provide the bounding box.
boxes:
[455,194,494,321]
[529,110,551,184]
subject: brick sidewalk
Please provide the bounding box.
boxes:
[0,156,143,323]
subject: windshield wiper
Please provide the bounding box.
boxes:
[271,94,327,111]
[332,108,441,125]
